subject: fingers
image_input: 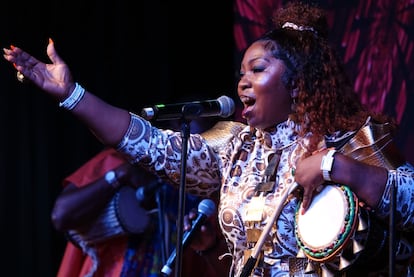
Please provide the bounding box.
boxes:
[183,217,191,231]
[300,193,311,215]
[3,47,15,62]
[183,208,198,231]
[47,38,64,65]
[3,47,31,81]
[3,45,39,73]
[4,40,54,69]
[300,185,324,215]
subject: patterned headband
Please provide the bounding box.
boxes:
[282,22,317,35]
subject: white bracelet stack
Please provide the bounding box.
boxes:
[320,149,336,182]
[59,82,85,110]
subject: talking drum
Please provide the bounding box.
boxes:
[294,184,380,273]
[67,185,151,247]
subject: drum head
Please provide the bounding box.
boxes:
[295,185,358,262]
[116,186,150,234]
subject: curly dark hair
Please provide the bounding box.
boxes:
[256,1,392,151]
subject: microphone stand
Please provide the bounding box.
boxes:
[156,186,167,265]
[389,180,396,277]
[174,117,192,277]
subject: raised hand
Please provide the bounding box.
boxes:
[3,38,75,102]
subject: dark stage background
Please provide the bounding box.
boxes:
[0,1,413,276]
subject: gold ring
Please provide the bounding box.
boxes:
[16,71,25,83]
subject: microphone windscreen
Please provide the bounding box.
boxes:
[198,199,216,217]
[217,95,235,118]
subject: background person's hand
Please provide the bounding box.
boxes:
[183,207,217,252]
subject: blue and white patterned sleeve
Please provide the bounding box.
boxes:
[375,162,414,230]
[116,113,221,197]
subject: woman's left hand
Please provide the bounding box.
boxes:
[294,150,327,213]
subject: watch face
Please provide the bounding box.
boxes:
[105,171,116,183]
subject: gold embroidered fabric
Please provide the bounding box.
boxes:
[339,120,404,170]
[201,121,247,152]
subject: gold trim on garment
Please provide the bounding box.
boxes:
[339,120,404,170]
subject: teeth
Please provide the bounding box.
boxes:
[240,96,254,105]
[239,96,248,103]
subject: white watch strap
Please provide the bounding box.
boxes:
[320,149,336,182]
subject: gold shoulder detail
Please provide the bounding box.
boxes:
[339,120,404,169]
[201,121,247,152]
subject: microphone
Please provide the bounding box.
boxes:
[135,179,164,202]
[161,198,216,276]
[141,95,235,121]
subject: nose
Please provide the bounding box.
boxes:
[238,73,251,92]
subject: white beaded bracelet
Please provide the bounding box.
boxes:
[59,82,85,110]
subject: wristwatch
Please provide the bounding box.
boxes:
[320,149,336,182]
[104,170,121,189]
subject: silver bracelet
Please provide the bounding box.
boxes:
[59,82,85,110]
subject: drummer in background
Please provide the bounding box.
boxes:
[4,1,414,276]
[51,120,229,277]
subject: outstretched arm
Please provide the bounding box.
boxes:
[3,39,131,146]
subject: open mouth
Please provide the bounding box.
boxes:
[239,96,256,119]
[240,96,255,107]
